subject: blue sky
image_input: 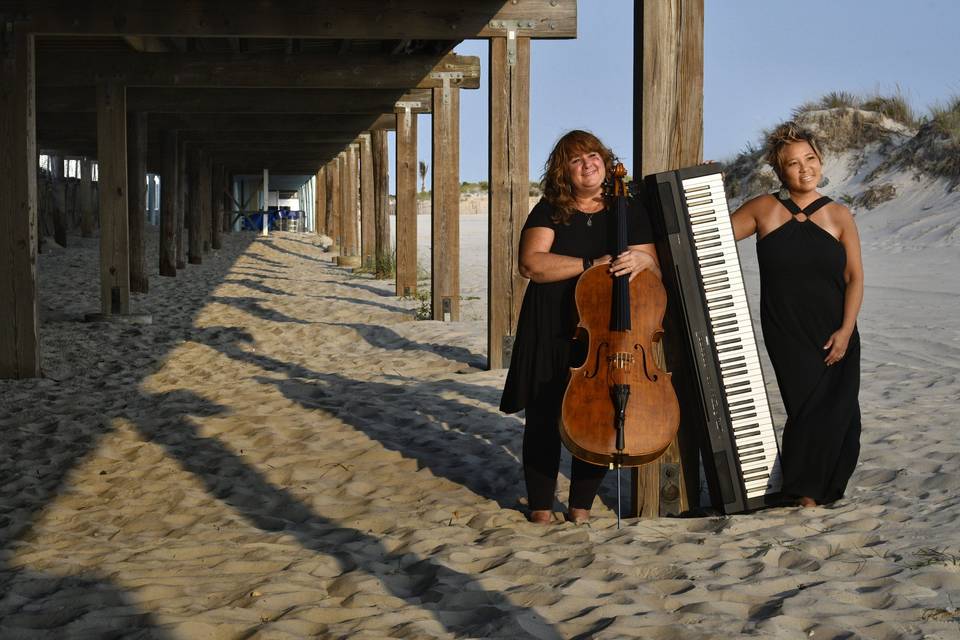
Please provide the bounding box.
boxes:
[397,0,960,190]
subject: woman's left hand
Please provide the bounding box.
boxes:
[609,249,656,282]
[823,327,853,366]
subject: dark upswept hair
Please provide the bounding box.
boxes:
[541,129,616,224]
[765,121,824,181]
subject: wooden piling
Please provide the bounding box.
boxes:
[96,81,130,315]
[488,33,530,369]
[159,129,178,277]
[632,0,704,518]
[187,146,203,264]
[359,134,375,269]
[127,111,148,293]
[395,107,417,297]
[372,128,390,279]
[0,29,40,378]
[431,83,460,321]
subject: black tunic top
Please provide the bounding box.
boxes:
[499,197,654,414]
[757,195,861,504]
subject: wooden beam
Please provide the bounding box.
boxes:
[39,113,398,140]
[395,105,417,297]
[173,131,366,144]
[0,29,40,378]
[159,129,178,276]
[431,84,460,321]
[127,111,148,293]
[15,1,577,39]
[632,0,704,519]
[37,51,481,90]
[122,36,170,52]
[96,81,130,315]
[488,34,530,370]
[196,142,352,153]
[359,134,375,269]
[372,128,391,279]
[39,87,434,114]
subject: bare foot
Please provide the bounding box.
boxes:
[798,497,817,508]
[529,509,552,524]
[566,508,590,524]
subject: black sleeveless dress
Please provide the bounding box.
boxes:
[757,195,861,504]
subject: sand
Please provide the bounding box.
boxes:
[1,183,958,639]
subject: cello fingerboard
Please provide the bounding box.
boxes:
[645,164,783,514]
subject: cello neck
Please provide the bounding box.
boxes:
[606,163,631,331]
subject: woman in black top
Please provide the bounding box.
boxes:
[500,130,660,524]
[731,122,864,507]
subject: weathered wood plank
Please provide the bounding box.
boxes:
[488,35,530,369]
[96,81,130,314]
[359,134,375,269]
[0,29,40,378]
[372,129,391,279]
[159,129,178,276]
[431,85,460,321]
[40,87,434,114]
[127,111,148,293]
[15,1,577,39]
[395,106,418,297]
[37,51,481,90]
[633,0,704,518]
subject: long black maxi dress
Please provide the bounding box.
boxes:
[757,195,861,505]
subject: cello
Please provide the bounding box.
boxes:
[559,163,680,522]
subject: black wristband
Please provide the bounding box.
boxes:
[582,256,592,272]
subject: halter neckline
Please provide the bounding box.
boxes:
[777,195,833,217]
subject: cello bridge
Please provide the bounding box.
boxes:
[606,352,634,369]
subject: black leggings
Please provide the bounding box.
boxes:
[522,388,607,511]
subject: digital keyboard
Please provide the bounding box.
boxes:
[644,163,783,514]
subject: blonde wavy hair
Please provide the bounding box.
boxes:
[765,121,824,182]
[541,130,616,224]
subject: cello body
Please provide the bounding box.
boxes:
[560,266,680,466]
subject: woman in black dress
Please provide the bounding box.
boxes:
[731,122,864,507]
[500,130,660,524]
